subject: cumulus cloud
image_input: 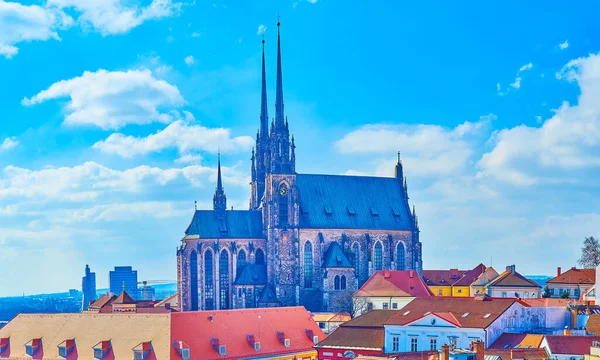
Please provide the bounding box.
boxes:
[335,114,494,177]
[184,55,195,66]
[257,24,266,35]
[0,137,18,151]
[46,0,182,35]
[559,40,569,50]
[478,52,600,185]
[93,119,254,158]
[22,69,185,130]
[0,0,72,58]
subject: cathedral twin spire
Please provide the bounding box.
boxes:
[213,152,227,213]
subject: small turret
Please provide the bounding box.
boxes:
[290,135,296,173]
[395,151,404,181]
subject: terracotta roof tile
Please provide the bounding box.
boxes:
[544,335,600,355]
[385,297,521,329]
[339,310,400,328]
[547,268,596,285]
[522,298,571,307]
[422,269,467,286]
[489,333,544,349]
[171,306,323,360]
[317,327,385,350]
[488,270,541,289]
[454,264,488,286]
[586,314,600,335]
[486,348,549,360]
[311,312,351,323]
[355,270,433,298]
[113,290,136,304]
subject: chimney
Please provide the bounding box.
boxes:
[557,267,562,277]
[506,265,516,274]
[384,270,391,279]
[473,340,485,360]
[441,344,450,360]
[409,270,414,278]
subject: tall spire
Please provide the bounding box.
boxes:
[260,37,269,138]
[213,152,227,212]
[275,16,284,126]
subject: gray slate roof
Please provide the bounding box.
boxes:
[296,174,413,230]
[233,264,267,286]
[322,242,353,268]
[185,210,263,239]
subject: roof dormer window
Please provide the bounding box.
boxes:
[57,339,75,358]
[306,329,319,344]
[25,339,42,357]
[93,340,111,359]
[173,341,190,360]
[132,342,152,360]
[211,338,227,356]
[347,206,356,215]
[370,207,379,216]
[278,332,291,348]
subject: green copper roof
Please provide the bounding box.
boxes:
[296,174,413,230]
[322,242,353,268]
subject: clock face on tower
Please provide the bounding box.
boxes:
[279,185,288,196]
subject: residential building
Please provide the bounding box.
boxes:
[541,336,600,360]
[311,312,351,334]
[170,306,323,359]
[569,304,600,329]
[81,264,96,311]
[0,313,171,359]
[486,265,541,299]
[315,310,400,359]
[471,267,500,296]
[423,264,487,297]
[520,298,571,330]
[177,21,423,313]
[586,340,600,360]
[382,295,549,350]
[109,266,138,299]
[547,267,595,300]
[84,290,174,314]
[353,270,432,316]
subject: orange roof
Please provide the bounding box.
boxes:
[312,312,351,323]
[544,335,600,355]
[89,293,116,308]
[170,307,324,359]
[547,268,596,285]
[489,333,544,349]
[355,270,433,298]
[586,314,600,335]
[522,298,572,307]
[487,268,541,289]
[113,290,136,304]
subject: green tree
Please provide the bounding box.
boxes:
[542,286,551,298]
[560,291,569,299]
[578,236,600,269]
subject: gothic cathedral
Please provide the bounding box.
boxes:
[177,21,422,312]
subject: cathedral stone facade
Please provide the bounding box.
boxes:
[177,22,422,312]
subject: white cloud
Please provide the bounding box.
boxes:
[184,55,195,66]
[175,153,202,164]
[510,76,522,89]
[22,69,185,130]
[191,31,200,37]
[498,63,533,94]
[93,119,254,158]
[46,0,182,36]
[335,114,493,177]
[0,136,18,151]
[257,24,266,35]
[559,40,569,50]
[478,52,600,185]
[0,0,72,58]
[519,63,533,72]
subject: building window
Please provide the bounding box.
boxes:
[237,249,246,274]
[367,302,373,311]
[438,289,442,296]
[190,250,199,311]
[458,289,462,294]
[392,336,399,352]
[448,337,457,347]
[304,242,313,288]
[352,243,360,285]
[383,302,389,310]
[334,275,340,290]
[430,338,437,351]
[392,303,398,309]
[374,242,383,271]
[552,288,556,296]
[219,250,229,309]
[278,184,288,225]
[396,242,405,270]
[575,289,581,298]
[502,292,507,298]
[410,337,418,352]
[204,250,214,310]
[341,275,347,290]
[255,249,265,265]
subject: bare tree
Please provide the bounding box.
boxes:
[579,236,600,269]
[332,289,370,317]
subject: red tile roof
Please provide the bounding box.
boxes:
[454,264,487,286]
[522,298,571,307]
[544,335,600,355]
[89,293,116,308]
[485,348,549,360]
[422,269,467,286]
[385,297,523,329]
[170,306,324,360]
[586,314,600,335]
[547,268,596,285]
[355,270,433,297]
[113,290,136,304]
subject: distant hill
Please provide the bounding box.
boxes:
[526,275,553,288]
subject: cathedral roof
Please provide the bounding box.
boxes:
[233,264,268,286]
[185,210,263,239]
[258,285,280,304]
[322,242,353,268]
[296,174,414,230]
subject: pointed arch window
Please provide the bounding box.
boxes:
[396,243,405,271]
[341,275,347,290]
[190,250,198,311]
[237,249,247,274]
[334,275,340,290]
[255,249,265,265]
[374,242,383,271]
[219,250,230,309]
[278,184,288,226]
[352,243,360,283]
[304,242,313,288]
[204,250,214,310]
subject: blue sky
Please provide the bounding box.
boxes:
[1,0,600,296]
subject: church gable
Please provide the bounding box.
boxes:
[322,242,353,268]
[295,174,413,231]
[403,313,462,328]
